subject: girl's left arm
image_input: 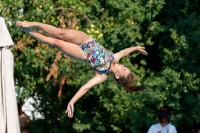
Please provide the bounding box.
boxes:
[114,46,148,63]
[66,72,107,118]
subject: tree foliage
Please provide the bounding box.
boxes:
[0,0,200,132]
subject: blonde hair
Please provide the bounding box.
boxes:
[114,72,146,92]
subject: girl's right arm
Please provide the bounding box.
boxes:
[114,46,148,63]
[66,72,107,118]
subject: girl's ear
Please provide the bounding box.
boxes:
[115,73,119,79]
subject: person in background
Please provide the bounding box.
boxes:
[147,108,177,133]
[18,103,30,133]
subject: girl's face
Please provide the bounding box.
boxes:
[114,63,131,78]
[159,118,168,127]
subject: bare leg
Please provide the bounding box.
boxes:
[16,22,86,60]
[18,21,92,44]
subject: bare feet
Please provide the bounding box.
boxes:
[16,21,31,33]
[16,21,34,29]
[16,21,23,27]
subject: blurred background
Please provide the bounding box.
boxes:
[0,0,200,132]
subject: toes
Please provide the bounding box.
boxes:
[16,21,26,27]
[16,21,23,26]
[16,21,22,27]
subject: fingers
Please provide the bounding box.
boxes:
[69,104,74,118]
[66,109,72,118]
[142,50,148,56]
[67,109,73,118]
[140,49,148,56]
[68,110,73,118]
[66,104,74,118]
[138,46,148,56]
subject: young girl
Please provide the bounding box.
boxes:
[147,108,177,133]
[16,21,148,118]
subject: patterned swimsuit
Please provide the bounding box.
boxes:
[78,39,114,74]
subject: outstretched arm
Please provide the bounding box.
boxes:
[114,46,148,63]
[66,72,108,118]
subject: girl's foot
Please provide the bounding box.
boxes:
[16,21,23,27]
[16,21,31,33]
[16,21,34,29]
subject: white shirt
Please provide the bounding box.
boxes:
[147,123,177,133]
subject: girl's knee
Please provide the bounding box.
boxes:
[51,38,61,47]
[56,29,68,38]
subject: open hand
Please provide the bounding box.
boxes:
[66,103,74,118]
[136,46,148,56]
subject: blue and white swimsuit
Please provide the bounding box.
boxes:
[78,39,114,74]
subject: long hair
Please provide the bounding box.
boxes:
[114,72,146,92]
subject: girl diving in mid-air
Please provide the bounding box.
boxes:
[16,21,148,118]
